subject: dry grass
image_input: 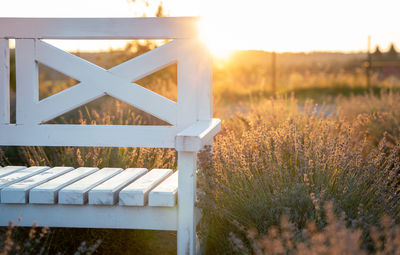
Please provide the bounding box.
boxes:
[198,94,400,254]
[230,203,400,255]
[2,48,400,254]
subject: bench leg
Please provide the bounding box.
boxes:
[177,151,198,255]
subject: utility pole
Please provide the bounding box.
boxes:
[366,35,372,89]
[271,51,276,94]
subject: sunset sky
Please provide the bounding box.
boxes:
[0,0,399,55]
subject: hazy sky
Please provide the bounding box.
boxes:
[1,0,399,54]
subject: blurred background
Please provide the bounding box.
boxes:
[1,1,400,254]
[2,0,400,116]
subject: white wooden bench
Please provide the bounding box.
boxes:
[0,18,220,255]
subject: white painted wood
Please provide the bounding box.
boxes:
[176,119,221,152]
[105,81,177,125]
[0,166,26,178]
[89,168,147,205]
[37,83,105,124]
[30,167,98,204]
[59,168,121,205]
[109,40,183,83]
[36,40,109,85]
[177,152,197,255]
[35,42,183,124]
[0,125,177,147]
[0,39,9,124]
[15,39,39,125]
[119,169,172,206]
[0,204,178,230]
[149,171,178,207]
[177,39,198,128]
[0,167,49,189]
[1,167,73,204]
[193,41,213,121]
[33,40,181,124]
[0,18,219,255]
[0,18,197,39]
[0,167,49,201]
[35,40,177,125]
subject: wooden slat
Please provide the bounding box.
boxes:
[0,39,10,124]
[109,40,182,82]
[59,168,122,205]
[15,39,39,124]
[0,204,178,230]
[1,167,73,204]
[30,167,98,204]
[89,168,147,205]
[36,40,108,84]
[149,171,178,207]
[0,125,177,148]
[119,169,173,206]
[0,166,49,201]
[36,83,105,124]
[105,81,177,125]
[0,17,198,39]
[0,166,26,178]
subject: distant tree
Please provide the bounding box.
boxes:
[114,1,167,61]
[372,45,383,60]
[130,0,167,17]
[386,43,398,60]
[155,2,165,17]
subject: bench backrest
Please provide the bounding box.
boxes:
[0,18,212,148]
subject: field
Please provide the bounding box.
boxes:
[1,44,400,254]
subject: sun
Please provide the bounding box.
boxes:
[198,17,235,59]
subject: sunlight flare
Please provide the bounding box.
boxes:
[198,17,235,59]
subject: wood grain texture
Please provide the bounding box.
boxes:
[0,167,49,202]
[58,168,121,205]
[119,169,172,206]
[0,166,26,178]
[89,168,147,205]
[30,167,98,204]
[1,167,73,204]
[149,171,178,207]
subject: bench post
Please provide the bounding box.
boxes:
[177,151,197,255]
[0,39,10,125]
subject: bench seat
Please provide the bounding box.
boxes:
[0,166,180,230]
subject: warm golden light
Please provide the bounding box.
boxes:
[188,0,400,54]
[198,17,235,59]
[1,0,399,53]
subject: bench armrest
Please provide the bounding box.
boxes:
[175,118,221,152]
